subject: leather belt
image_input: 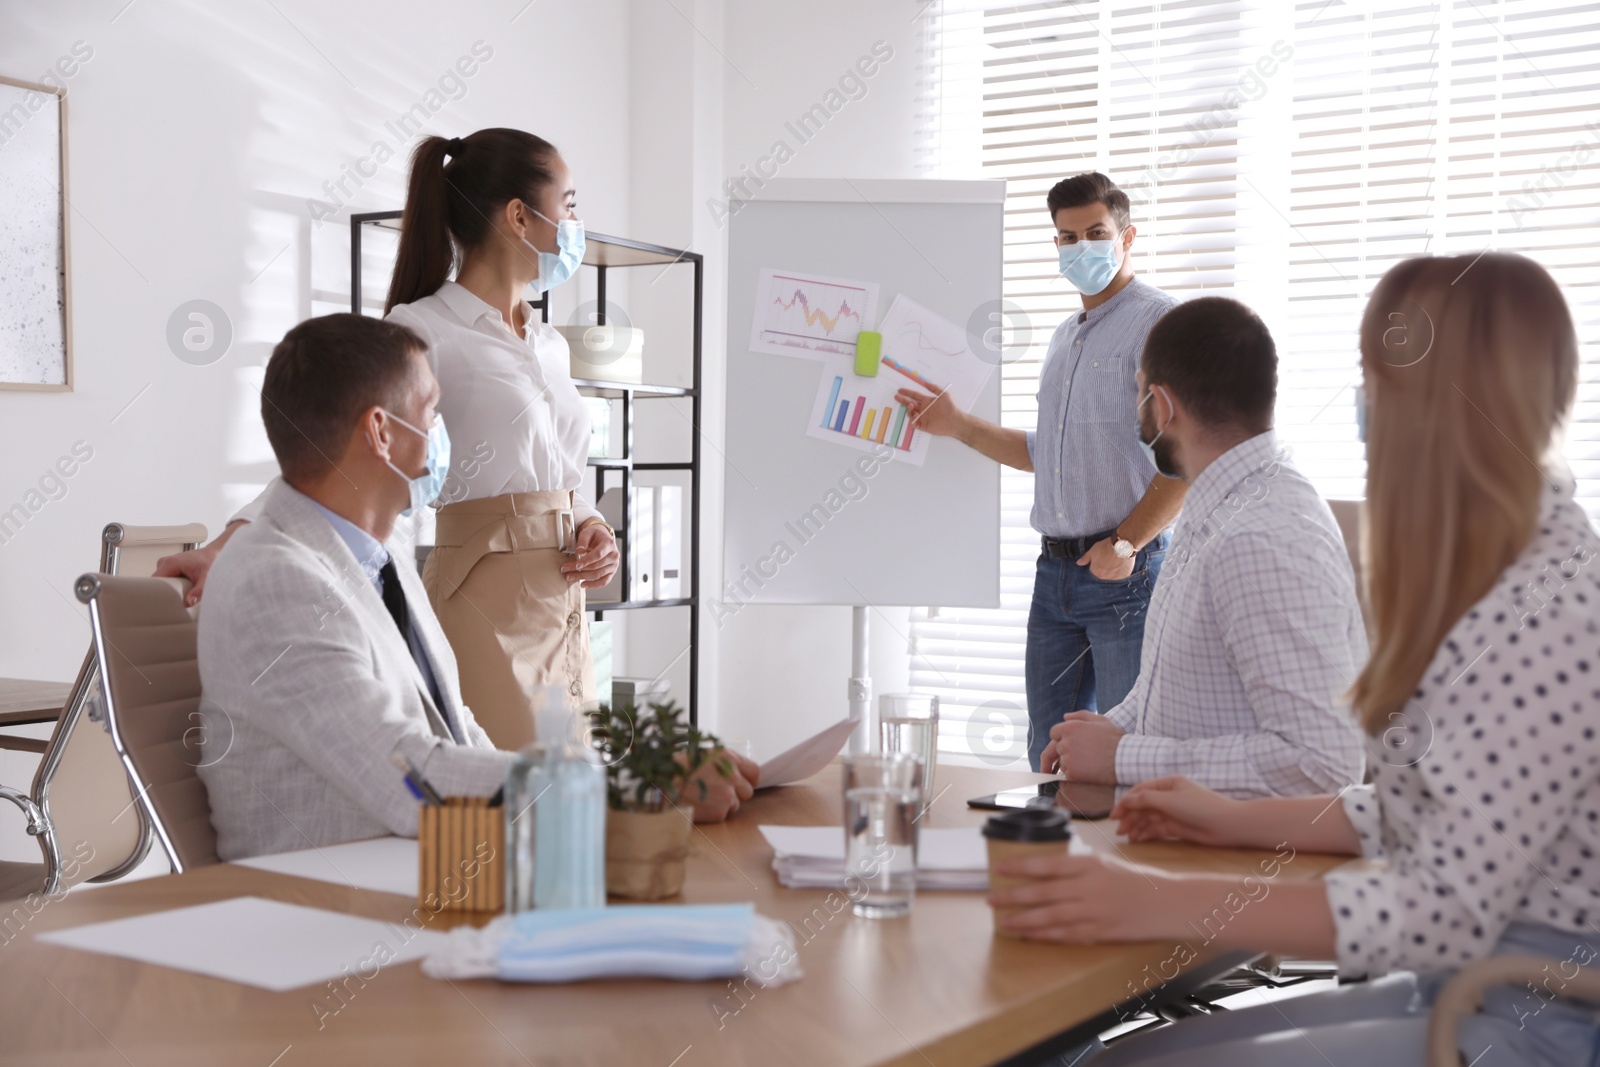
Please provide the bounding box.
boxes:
[431,492,577,599]
[1041,528,1116,560]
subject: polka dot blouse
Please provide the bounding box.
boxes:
[1323,477,1600,979]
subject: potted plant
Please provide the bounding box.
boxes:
[586,701,735,901]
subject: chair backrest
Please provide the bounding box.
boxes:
[26,650,150,895]
[14,523,210,896]
[1326,499,1367,619]
[99,522,207,579]
[74,573,218,873]
[24,523,211,893]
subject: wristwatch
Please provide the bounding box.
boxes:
[1111,532,1136,559]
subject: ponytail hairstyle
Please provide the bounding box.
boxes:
[1349,253,1577,735]
[385,128,560,313]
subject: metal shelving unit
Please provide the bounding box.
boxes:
[351,212,703,723]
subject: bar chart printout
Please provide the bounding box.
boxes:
[818,375,917,454]
[803,294,994,468]
[748,268,879,361]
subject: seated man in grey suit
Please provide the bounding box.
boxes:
[198,314,747,860]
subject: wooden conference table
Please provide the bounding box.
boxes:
[0,676,72,729]
[4,763,1351,1067]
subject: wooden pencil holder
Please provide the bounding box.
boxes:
[418,797,505,914]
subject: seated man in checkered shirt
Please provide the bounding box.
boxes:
[1043,297,1367,798]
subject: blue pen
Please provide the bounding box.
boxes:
[391,752,444,805]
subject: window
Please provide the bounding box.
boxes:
[914,0,1600,767]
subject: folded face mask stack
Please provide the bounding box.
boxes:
[421,903,803,988]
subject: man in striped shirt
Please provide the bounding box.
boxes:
[1043,297,1367,797]
[898,172,1187,771]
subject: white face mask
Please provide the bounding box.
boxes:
[377,410,451,516]
[520,206,585,292]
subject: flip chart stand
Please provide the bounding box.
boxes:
[849,605,873,755]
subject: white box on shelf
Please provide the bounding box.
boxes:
[613,675,670,711]
[654,485,683,600]
[557,325,644,384]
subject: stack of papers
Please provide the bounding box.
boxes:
[759,825,991,890]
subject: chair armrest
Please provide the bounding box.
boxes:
[0,784,45,836]
[0,736,49,754]
[1428,954,1600,1067]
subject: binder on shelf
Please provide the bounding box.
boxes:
[631,486,656,601]
[584,396,612,458]
[655,486,683,600]
[593,487,656,604]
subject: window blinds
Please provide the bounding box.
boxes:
[914,0,1600,767]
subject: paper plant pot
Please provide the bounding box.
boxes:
[605,808,693,901]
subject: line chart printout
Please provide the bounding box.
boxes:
[804,293,995,467]
[749,268,879,360]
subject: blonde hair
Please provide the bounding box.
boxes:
[1350,253,1578,735]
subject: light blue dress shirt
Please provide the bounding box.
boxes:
[1025,276,1178,539]
[307,500,452,734]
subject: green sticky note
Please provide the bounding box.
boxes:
[854,331,882,377]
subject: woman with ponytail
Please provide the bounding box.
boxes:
[157,128,759,818]
[380,128,617,751]
[985,253,1599,1065]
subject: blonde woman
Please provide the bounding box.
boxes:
[991,253,1598,1066]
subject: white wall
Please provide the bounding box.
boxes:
[0,0,632,679]
[0,0,936,806]
[0,0,633,862]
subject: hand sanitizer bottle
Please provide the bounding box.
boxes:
[504,687,607,912]
[533,693,607,909]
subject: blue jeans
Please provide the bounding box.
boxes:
[1024,534,1165,772]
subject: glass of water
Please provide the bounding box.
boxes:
[841,753,924,919]
[879,693,939,801]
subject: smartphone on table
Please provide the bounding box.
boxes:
[967,780,1115,820]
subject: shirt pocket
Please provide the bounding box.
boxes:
[1072,353,1128,423]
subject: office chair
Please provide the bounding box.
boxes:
[1428,955,1600,1066]
[1327,499,1366,621]
[0,523,207,898]
[76,573,219,872]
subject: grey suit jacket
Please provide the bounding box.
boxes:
[197,479,515,860]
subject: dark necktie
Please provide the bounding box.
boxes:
[378,559,461,743]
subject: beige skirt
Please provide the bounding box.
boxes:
[422,490,595,751]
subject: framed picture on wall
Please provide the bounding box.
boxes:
[0,75,72,391]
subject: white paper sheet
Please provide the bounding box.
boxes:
[233,836,419,897]
[757,717,859,789]
[748,267,879,361]
[36,897,446,992]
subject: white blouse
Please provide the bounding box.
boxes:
[387,282,599,527]
[1324,475,1600,978]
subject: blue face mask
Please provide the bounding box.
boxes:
[381,410,451,516]
[1058,238,1121,296]
[524,207,585,293]
[1137,386,1175,476]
